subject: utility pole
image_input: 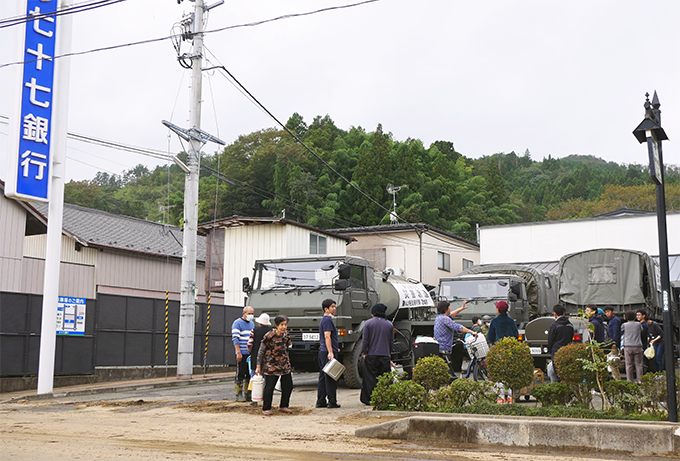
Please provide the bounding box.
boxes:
[176,0,204,380]
[169,0,225,380]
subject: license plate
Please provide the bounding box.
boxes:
[530,347,542,355]
[302,333,319,341]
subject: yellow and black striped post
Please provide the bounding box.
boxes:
[203,292,211,376]
[164,290,169,378]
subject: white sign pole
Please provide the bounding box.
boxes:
[36,0,73,395]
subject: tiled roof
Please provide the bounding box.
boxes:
[31,202,206,261]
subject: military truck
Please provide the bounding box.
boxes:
[437,264,559,328]
[242,255,435,388]
[558,248,663,320]
[522,316,589,371]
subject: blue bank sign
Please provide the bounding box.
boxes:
[6,0,58,202]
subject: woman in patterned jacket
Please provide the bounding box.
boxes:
[256,315,293,416]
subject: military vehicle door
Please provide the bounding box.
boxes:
[348,265,371,314]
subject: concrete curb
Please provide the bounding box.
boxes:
[1,375,234,404]
[355,411,680,456]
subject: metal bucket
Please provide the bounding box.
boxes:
[322,358,346,381]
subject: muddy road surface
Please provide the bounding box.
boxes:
[0,373,662,461]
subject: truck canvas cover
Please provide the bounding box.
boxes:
[558,248,660,307]
[459,264,558,318]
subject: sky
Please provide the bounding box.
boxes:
[1,0,679,185]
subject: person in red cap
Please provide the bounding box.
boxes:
[486,300,519,345]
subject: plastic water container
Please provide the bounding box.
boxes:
[251,374,265,402]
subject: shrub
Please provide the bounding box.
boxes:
[531,382,574,407]
[641,371,667,416]
[604,380,644,414]
[371,375,427,411]
[412,355,450,391]
[485,337,534,402]
[370,371,403,410]
[431,378,498,411]
[554,342,598,407]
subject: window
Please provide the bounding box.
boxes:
[462,258,474,270]
[349,265,365,289]
[438,251,450,272]
[310,233,327,254]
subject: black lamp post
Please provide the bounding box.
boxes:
[633,91,677,422]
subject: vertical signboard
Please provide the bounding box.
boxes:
[5,0,58,202]
[56,297,86,335]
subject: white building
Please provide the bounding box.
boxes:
[329,223,480,288]
[480,210,680,264]
[198,216,351,306]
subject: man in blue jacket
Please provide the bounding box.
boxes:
[603,306,621,350]
[232,305,255,402]
[486,301,519,345]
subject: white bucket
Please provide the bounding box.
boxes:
[251,374,265,402]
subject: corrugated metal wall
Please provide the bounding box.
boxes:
[222,224,287,305]
[23,234,98,265]
[0,195,26,293]
[96,250,204,296]
[20,258,96,298]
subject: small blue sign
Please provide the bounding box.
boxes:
[56,296,86,336]
[12,0,58,201]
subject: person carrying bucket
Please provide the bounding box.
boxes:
[256,315,294,416]
[248,312,273,405]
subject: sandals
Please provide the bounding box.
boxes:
[262,410,273,416]
[278,407,292,413]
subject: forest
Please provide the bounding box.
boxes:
[64,113,680,243]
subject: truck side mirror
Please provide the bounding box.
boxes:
[242,277,251,292]
[508,292,518,302]
[334,279,348,291]
[337,263,351,280]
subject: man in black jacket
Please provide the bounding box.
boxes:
[547,304,574,382]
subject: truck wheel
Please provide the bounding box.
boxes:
[343,344,363,389]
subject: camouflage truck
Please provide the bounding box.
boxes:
[437,264,559,328]
[242,255,435,388]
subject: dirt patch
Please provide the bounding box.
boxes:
[85,399,159,408]
[336,412,403,427]
[175,400,314,415]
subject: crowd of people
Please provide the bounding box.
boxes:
[548,303,665,384]
[230,297,665,414]
[232,298,397,415]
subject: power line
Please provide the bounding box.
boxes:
[201,164,368,230]
[0,0,131,29]
[66,155,120,176]
[209,62,399,221]
[0,0,381,70]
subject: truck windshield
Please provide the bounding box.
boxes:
[256,261,340,290]
[439,279,509,300]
